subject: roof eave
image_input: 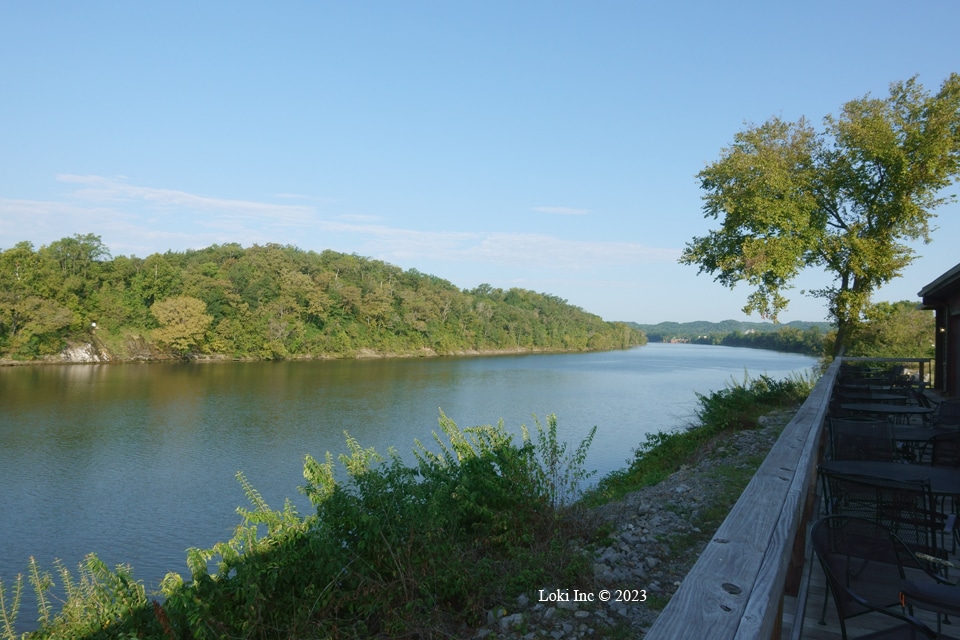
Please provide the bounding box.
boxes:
[918,262,960,300]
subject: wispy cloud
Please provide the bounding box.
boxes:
[56,174,316,226]
[532,206,590,215]
[0,195,244,257]
[334,213,383,223]
[312,222,678,268]
[2,176,679,272]
[458,232,679,267]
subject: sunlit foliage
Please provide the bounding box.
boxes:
[682,75,960,355]
[0,238,645,360]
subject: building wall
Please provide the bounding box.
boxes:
[949,294,960,396]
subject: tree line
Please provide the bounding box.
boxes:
[0,234,645,361]
[637,300,934,359]
[634,319,829,344]
[688,326,829,355]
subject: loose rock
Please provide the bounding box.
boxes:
[469,410,793,638]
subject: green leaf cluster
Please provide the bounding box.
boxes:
[0,555,152,640]
[0,238,645,360]
[842,300,935,359]
[681,74,960,355]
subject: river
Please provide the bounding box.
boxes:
[0,343,816,607]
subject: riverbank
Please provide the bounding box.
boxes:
[0,339,630,366]
[467,406,797,638]
[1,408,798,639]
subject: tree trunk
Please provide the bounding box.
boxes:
[832,321,848,358]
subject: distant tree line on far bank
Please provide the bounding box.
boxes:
[631,320,830,355]
[632,303,935,360]
[0,234,645,361]
[689,326,829,355]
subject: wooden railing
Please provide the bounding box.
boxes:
[644,357,842,640]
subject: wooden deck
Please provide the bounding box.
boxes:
[784,391,956,640]
[784,517,959,640]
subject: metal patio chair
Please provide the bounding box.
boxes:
[829,417,898,462]
[813,514,960,639]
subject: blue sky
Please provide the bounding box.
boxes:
[1,2,958,324]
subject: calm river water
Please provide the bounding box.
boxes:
[0,343,815,601]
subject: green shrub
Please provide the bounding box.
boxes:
[0,555,155,640]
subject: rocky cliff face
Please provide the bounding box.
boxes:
[121,334,162,360]
[58,334,163,363]
[60,341,110,363]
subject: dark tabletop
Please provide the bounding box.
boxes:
[820,459,960,497]
[838,392,909,403]
[893,426,942,444]
[841,403,935,415]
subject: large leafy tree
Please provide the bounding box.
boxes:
[681,75,960,355]
[150,295,213,356]
[844,300,935,359]
[0,242,74,357]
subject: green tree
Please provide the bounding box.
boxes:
[43,233,110,279]
[681,75,960,355]
[845,300,935,358]
[0,242,74,357]
[150,296,212,356]
[0,296,74,357]
[132,254,181,308]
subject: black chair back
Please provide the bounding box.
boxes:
[829,417,896,462]
[818,469,948,567]
[812,515,941,639]
[937,401,960,430]
[929,431,960,469]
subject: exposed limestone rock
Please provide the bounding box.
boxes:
[60,341,109,363]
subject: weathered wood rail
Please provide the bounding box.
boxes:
[644,357,841,640]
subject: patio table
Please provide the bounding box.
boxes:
[820,459,960,498]
[838,391,909,404]
[892,426,940,445]
[840,403,935,424]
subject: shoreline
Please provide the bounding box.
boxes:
[0,343,636,367]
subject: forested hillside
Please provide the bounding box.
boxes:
[631,320,832,356]
[0,234,645,361]
[631,319,831,340]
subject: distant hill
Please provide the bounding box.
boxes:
[628,320,833,342]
